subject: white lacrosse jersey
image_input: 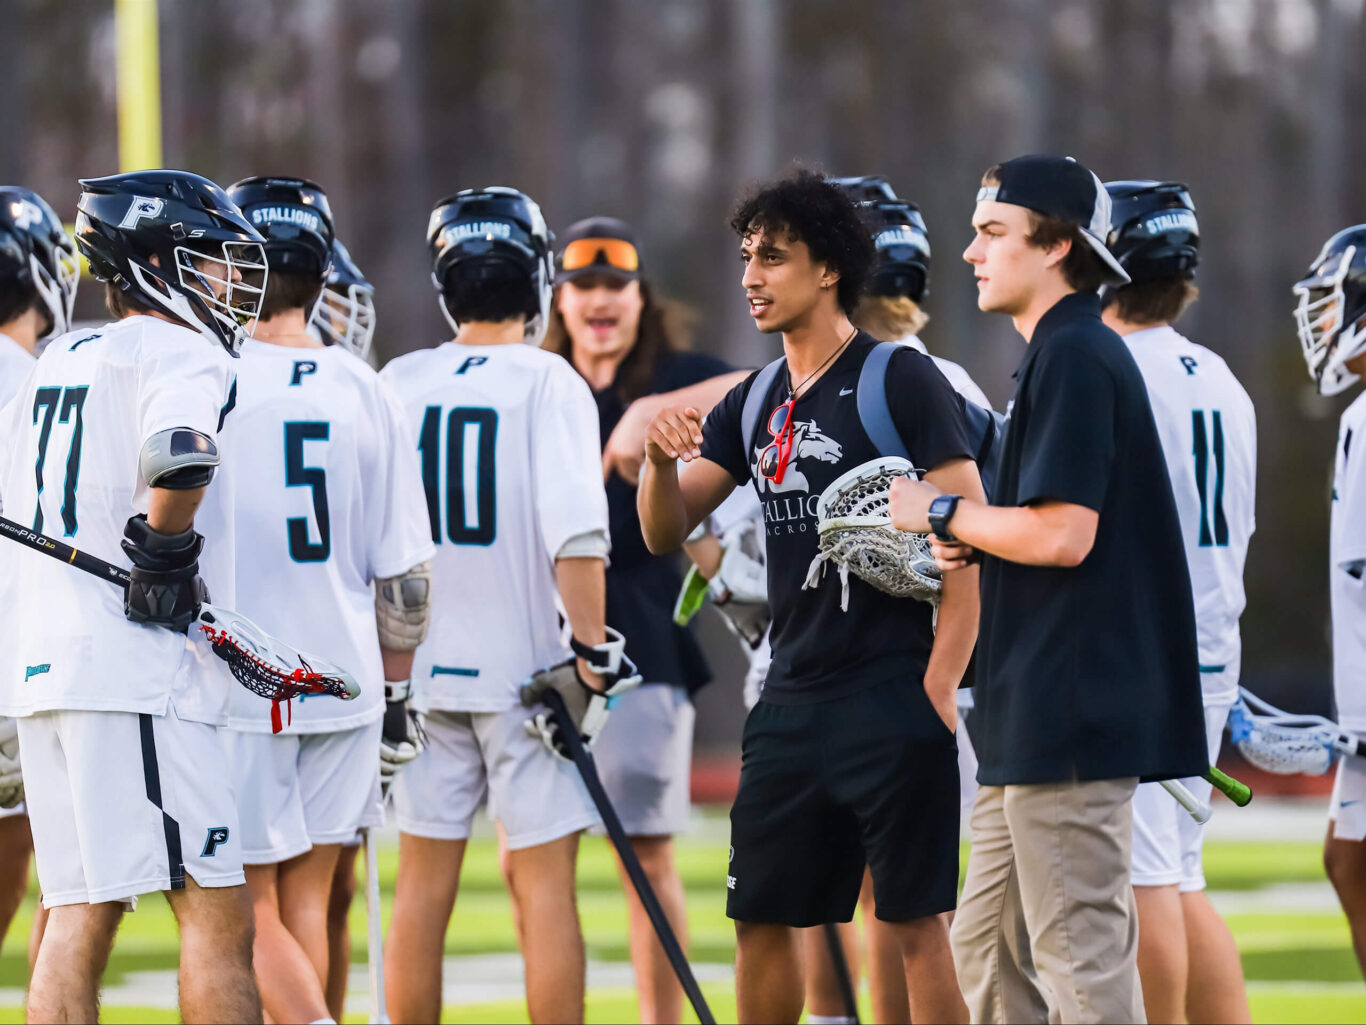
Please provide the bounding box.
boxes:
[381,342,608,713]
[1331,390,1366,732]
[707,484,773,682]
[0,316,238,724]
[897,335,992,410]
[1123,326,1256,705]
[224,340,435,733]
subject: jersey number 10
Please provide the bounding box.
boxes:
[418,406,498,546]
[1191,409,1228,548]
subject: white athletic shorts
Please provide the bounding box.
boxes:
[589,683,694,838]
[223,719,382,865]
[0,803,25,821]
[392,705,598,850]
[1329,754,1366,841]
[1131,698,1232,891]
[17,704,244,908]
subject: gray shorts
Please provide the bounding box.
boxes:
[589,684,694,837]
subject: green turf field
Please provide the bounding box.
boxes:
[0,808,1362,1023]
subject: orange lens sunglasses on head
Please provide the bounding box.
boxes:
[560,236,640,273]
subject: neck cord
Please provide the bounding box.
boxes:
[788,326,856,400]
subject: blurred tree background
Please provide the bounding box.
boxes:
[4,0,1364,746]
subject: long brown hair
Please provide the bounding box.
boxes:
[543,279,698,403]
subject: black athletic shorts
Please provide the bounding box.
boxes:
[725,677,960,926]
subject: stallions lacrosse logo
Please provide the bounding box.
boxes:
[752,419,843,495]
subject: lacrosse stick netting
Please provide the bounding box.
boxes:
[804,457,942,610]
[1227,688,1364,776]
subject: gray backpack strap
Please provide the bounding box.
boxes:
[963,399,1007,499]
[856,341,910,461]
[739,357,788,468]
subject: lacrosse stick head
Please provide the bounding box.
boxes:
[811,456,941,604]
[1227,699,1336,775]
[195,604,361,733]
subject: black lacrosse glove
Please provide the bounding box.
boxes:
[121,514,208,633]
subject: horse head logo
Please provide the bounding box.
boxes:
[754,420,843,493]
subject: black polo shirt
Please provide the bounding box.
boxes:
[971,292,1207,785]
[699,334,974,703]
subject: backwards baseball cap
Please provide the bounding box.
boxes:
[976,155,1130,286]
[555,216,641,284]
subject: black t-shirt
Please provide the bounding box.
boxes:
[594,348,732,691]
[971,292,1207,785]
[699,333,974,703]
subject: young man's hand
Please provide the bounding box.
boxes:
[931,538,978,572]
[644,405,704,466]
[601,398,658,484]
[888,475,942,534]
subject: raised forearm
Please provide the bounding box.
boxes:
[947,500,1096,568]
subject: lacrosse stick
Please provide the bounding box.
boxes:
[1160,779,1211,824]
[1229,688,1366,775]
[0,515,360,733]
[362,829,390,1025]
[804,457,940,611]
[823,921,861,1024]
[538,688,716,1025]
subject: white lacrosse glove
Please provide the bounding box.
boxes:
[379,678,427,792]
[521,628,642,761]
[0,718,23,809]
[709,519,772,649]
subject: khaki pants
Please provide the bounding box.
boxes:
[951,777,1145,1024]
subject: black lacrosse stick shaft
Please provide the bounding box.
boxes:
[541,689,716,1025]
[0,515,132,587]
[824,921,861,1023]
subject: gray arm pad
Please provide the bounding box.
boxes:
[375,561,432,651]
[555,529,609,561]
[140,428,220,489]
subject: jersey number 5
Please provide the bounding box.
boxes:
[418,406,497,546]
[285,421,331,562]
[1192,409,1228,547]
[32,385,89,537]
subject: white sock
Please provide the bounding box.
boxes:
[807,1016,856,1025]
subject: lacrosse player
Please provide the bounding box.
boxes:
[218,176,434,1025]
[0,186,78,956]
[1100,181,1254,1024]
[0,170,266,1022]
[304,234,381,1023]
[892,155,1208,1024]
[640,169,981,1025]
[383,187,634,1025]
[1293,224,1366,978]
[544,215,746,1024]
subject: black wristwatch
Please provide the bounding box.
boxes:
[927,494,962,542]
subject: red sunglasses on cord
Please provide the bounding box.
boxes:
[758,399,795,483]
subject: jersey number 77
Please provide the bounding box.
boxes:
[418,405,497,546]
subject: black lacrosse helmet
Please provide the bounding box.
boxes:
[310,238,376,359]
[1293,224,1366,396]
[862,200,932,302]
[828,175,900,205]
[75,170,269,356]
[830,175,932,302]
[0,186,79,338]
[226,176,335,280]
[427,186,553,344]
[1104,180,1199,287]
